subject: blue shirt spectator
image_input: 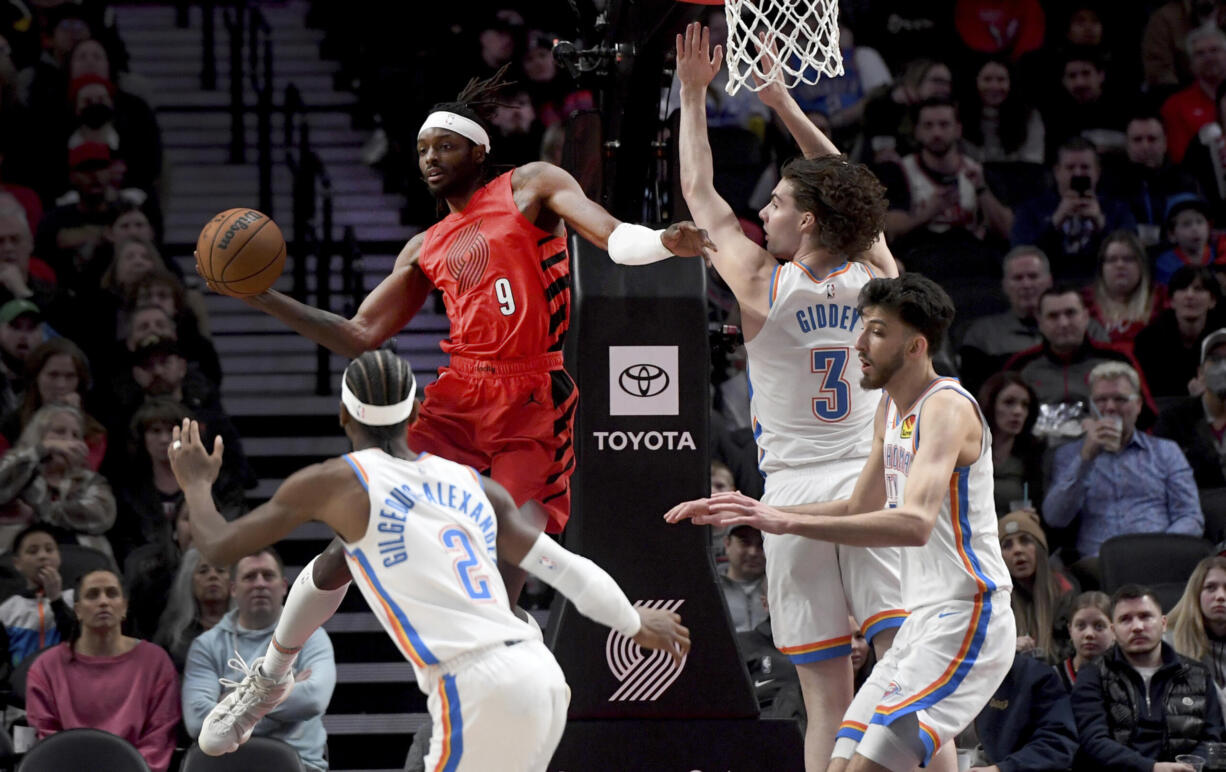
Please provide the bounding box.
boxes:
[972,652,1079,772]
[1043,362,1203,560]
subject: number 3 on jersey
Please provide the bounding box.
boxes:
[810,347,851,422]
[440,527,494,602]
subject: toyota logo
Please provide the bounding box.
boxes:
[618,364,670,398]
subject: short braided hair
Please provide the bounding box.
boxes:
[343,349,416,451]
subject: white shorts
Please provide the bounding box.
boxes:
[421,639,569,772]
[833,590,1015,768]
[761,459,906,664]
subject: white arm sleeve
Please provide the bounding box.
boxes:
[517,532,642,637]
[607,223,674,266]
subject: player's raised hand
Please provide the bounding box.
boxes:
[705,490,793,534]
[749,33,788,109]
[632,607,691,665]
[661,221,717,257]
[167,418,224,488]
[663,497,713,524]
[676,22,723,91]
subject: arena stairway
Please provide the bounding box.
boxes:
[116,2,429,769]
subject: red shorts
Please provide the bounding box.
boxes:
[406,352,578,533]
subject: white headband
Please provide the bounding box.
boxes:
[340,376,417,426]
[418,111,491,152]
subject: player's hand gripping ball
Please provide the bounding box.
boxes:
[195,208,286,296]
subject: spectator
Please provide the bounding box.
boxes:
[120,299,219,390]
[860,58,953,164]
[979,372,1045,516]
[1163,26,1226,164]
[711,459,735,495]
[1135,266,1226,399]
[967,652,1079,772]
[960,56,1045,164]
[1043,47,1130,156]
[0,404,115,556]
[953,0,1045,62]
[520,30,592,130]
[153,547,230,672]
[0,525,73,667]
[0,299,44,419]
[123,498,192,641]
[1104,114,1202,246]
[19,4,93,125]
[719,524,767,633]
[25,569,180,772]
[737,578,804,727]
[849,617,877,692]
[1005,286,1152,440]
[1056,590,1114,691]
[1155,327,1226,488]
[1182,81,1226,224]
[1168,555,1226,713]
[958,246,1053,395]
[1144,0,1226,89]
[1043,362,1203,582]
[791,23,893,139]
[0,201,60,311]
[1155,194,1226,284]
[109,399,245,567]
[665,9,769,135]
[1072,585,1225,770]
[2,338,107,470]
[1000,510,1076,661]
[1083,231,1162,354]
[125,268,217,378]
[183,549,335,772]
[880,98,1014,250]
[33,142,120,282]
[70,234,161,365]
[1010,138,1136,283]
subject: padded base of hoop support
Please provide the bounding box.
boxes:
[548,719,804,770]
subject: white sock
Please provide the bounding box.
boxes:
[261,555,350,679]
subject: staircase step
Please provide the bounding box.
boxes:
[167,126,367,149]
[323,714,427,735]
[243,436,350,456]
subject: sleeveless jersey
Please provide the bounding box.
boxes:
[418,170,571,360]
[339,448,535,681]
[745,260,881,475]
[882,378,1012,609]
[899,155,977,234]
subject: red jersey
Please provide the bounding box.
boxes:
[418,171,571,360]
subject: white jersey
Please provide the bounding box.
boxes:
[882,378,1012,609]
[745,260,882,474]
[339,448,536,682]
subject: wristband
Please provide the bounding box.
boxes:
[518,532,642,637]
[608,223,673,266]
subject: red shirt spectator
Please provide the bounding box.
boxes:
[1162,27,1226,163]
[954,0,1045,60]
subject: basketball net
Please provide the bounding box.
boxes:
[722,0,843,95]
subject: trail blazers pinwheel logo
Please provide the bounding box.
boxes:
[605,599,687,701]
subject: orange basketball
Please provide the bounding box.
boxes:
[195,208,286,296]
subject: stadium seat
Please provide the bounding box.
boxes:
[180,737,306,771]
[1200,487,1226,545]
[1099,533,1214,611]
[56,545,118,590]
[17,728,149,772]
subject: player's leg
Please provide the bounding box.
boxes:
[197,539,352,756]
[795,658,855,771]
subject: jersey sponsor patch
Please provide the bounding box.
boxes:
[899,415,916,439]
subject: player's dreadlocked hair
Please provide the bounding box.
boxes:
[343,349,417,451]
[428,63,515,153]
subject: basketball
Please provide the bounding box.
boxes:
[195,208,286,296]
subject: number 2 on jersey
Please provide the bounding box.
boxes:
[810,347,851,422]
[494,277,516,316]
[440,527,494,601]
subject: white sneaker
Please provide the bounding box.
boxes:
[199,652,295,756]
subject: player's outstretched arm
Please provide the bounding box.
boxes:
[484,480,691,663]
[239,232,435,359]
[168,419,356,565]
[676,22,775,321]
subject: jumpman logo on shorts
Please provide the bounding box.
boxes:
[524,392,542,407]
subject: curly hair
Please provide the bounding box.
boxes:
[780,156,888,259]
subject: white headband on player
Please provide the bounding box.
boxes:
[340,376,416,426]
[418,111,491,152]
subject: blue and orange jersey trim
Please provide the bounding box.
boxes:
[346,548,439,668]
[343,453,370,491]
[861,261,877,278]
[795,259,853,285]
[906,377,962,450]
[917,721,941,766]
[860,609,908,642]
[780,634,853,664]
[433,673,464,772]
[836,720,867,742]
[769,263,783,308]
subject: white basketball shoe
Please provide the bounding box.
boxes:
[199,652,295,756]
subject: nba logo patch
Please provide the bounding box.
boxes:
[899,415,916,439]
[826,283,836,298]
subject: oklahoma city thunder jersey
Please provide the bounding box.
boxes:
[882,378,1012,609]
[339,447,535,681]
[418,170,571,360]
[745,260,881,475]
